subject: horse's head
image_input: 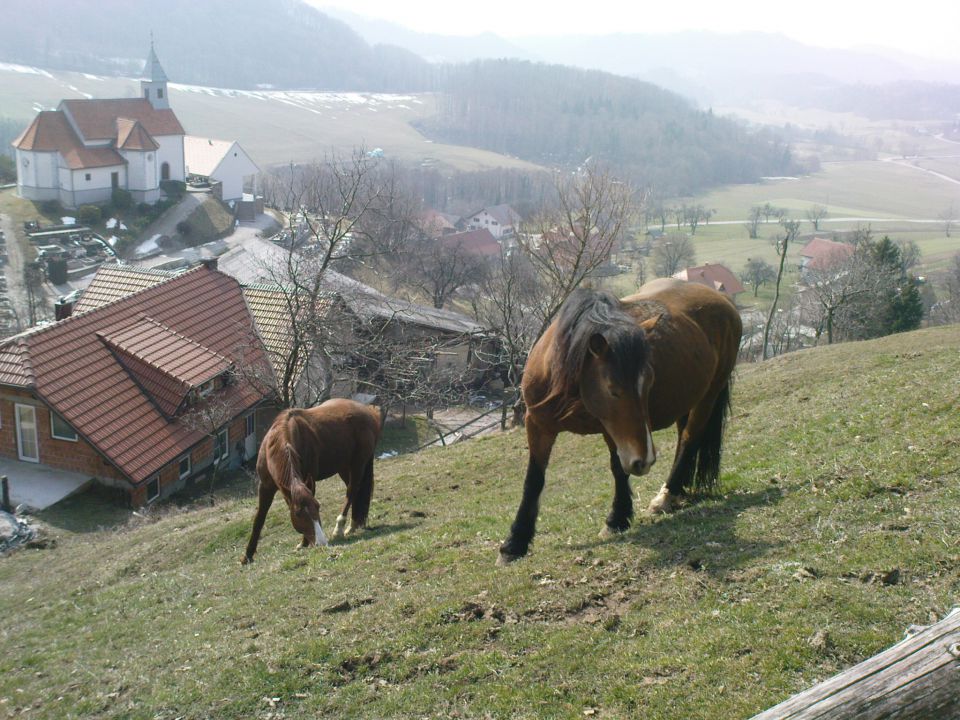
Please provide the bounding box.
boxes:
[578,316,659,476]
[289,482,328,547]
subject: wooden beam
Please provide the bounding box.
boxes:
[751,608,960,719]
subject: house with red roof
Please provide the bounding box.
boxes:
[0,263,274,506]
[12,45,185,209]
[673,263,745,300]
[440,228,501,257]
[800,237,854,273]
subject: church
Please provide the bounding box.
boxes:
[12,46,186,209]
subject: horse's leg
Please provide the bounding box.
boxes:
[345,455,374,536]
[497,417,556,565]
[649,381,730,514]
[331,471,350,541]
[242,480,277,564]
[599,433,633,538]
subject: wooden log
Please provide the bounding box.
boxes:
[751,608,960,719]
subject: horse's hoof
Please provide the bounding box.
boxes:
[344,525,366,537]
[240,554,253,565]
[330,529,344,542]
[496,551,522,566]
[598,524,626,539]
[647,486,676,514]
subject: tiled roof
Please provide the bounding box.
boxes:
[61,98,185,140]
[13,110,126,169]
[441,228,501,257]
[0,266,271,483]
[801,238,853,270]
[116,118,159,151]
[74,264,179,314]
[674,263,745,296]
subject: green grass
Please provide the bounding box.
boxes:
[2,325,959,718]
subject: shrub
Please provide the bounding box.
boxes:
[161,180,186,199]
[176,220,192,236]
[77,204,102,226]
[111,188,133,211]
[137,202,152,215]
[39,199,62,216]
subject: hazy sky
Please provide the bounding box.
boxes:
[314,0,960,62]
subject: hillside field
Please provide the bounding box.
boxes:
[0,64,542,173]
[2,325,958,718]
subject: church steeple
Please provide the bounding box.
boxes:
[140,40,170,110]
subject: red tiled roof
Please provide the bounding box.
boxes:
[674,263,745,296]
[61,98,185,140]
[74,265,180,314]
[801,238,853,270]
[441,228,501,256]
[116,118,160,151]
[12,110,125,169]
[0,266,272,483]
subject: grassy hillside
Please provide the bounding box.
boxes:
[2,325,959,718]
[0,66,541,174]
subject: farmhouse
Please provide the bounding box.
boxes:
[0,264,274,506]
[673,262,745,301]
[440,228,501,257]
[465,204,521,239]
[799,237,853,273]
[184,136,260,202]
[12,45,185,209]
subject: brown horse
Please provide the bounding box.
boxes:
[498,278,742,564]
[242,398,382,564]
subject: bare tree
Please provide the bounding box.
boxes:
[741,257,777,297]
[938,203,956,238]
[517,164,637,341]
[762,218,801,359]
[745,205,764,239]
[685,204,714,235]
[931,253,960,324]
[404,234,489,309]
[180,393,241,502]
[805,204,829,231]
[651,232,696,278]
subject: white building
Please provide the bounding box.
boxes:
[184,136,260,202]
[12,45,185,209]
[465,204,522,240]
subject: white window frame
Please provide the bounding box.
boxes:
[50,411,78,442]
[213,428,229,466]
[178,455,191,480]
[245,413,255,437]
[15,403,39,463]
[198,379,215,397]
[146,475,160,503]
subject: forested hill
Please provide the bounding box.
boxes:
[0,0,433,91]
[421,60,801,195]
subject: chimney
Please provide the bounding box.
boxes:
[54,297,74,320]
[199,257,218,271]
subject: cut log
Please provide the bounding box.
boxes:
[751,608,960,719]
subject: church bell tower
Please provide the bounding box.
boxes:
[140,41,170,110]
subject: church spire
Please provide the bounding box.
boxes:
[140,39,170,110]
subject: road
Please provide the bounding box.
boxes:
[0,206,29,334]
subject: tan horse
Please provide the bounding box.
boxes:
[242,399,382,564]
[498,279,742,564]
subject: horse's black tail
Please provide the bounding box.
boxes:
[350,455,375,528]
[692,381,732,493]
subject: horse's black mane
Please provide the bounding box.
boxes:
[553,288,650,393]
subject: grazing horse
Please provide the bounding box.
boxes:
[498,278,742,564]
[242,399,382,564]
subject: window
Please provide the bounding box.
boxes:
[144,89,150,100]
[213,428,229,465]
[245,414,255,437]
[157,88,164,99]
[146,475,160,503]
[178,455,191,479]
[198,379,215,397]
[84,173,91,181]
[50,411,78,441]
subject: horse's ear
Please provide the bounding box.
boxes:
[640,313,663,333]
[587,333,608,358]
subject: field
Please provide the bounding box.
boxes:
[2,325,959,719]
[0,64,542,173]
